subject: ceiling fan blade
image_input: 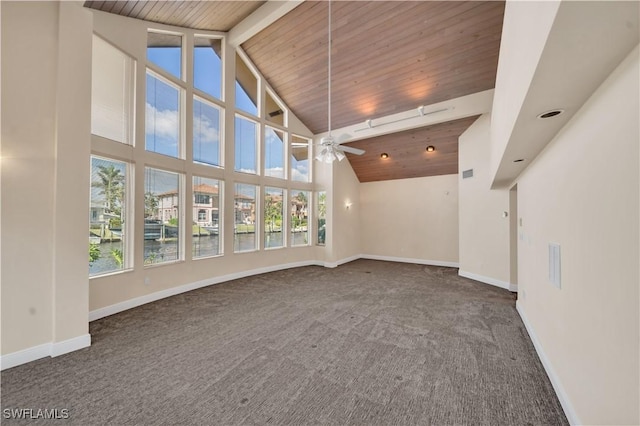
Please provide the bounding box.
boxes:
[339,145,365,156]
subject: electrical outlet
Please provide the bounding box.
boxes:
[144,276,150,285]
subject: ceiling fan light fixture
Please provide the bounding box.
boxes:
[426,145,435,152]
[315,145,346,163]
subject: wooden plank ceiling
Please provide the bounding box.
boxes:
[84,1,265,32]
[83,1,504,182]
[242,1,504,134]
[343,116,480,183]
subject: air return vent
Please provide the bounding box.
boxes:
[462,169,474,179]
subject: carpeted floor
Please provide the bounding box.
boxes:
[1,260,568,425]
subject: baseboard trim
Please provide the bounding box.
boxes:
[458,269,515,292]
[516,302,580,425]
[361,254,459,268]
[1,343,51,371]
[51,334,91,357]
[89,260,323,322]
[1,333,92,371]
[323,254,361,268]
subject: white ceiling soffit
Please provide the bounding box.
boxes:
[315,89,494,144]
[491,1,639,189]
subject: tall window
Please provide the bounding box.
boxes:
[265,127,285,179]
[317,191,326,245]
[234,183,258,253]
[291,190,310,247]
[91,35,135,144]
[146,71,181,158]
[193,176,222,259]
[235,53,258,116]
[144,167,181,265]
[194,37,222,100]
[291,135,310,182]
[265,187,285,249]
[147,32,182,79]
[234,115,257,174]
[193,96,222,167]
[90,156,129,276]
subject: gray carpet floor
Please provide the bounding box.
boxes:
[1,260,568,425]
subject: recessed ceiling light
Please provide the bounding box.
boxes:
[513,159,525,163]
[537,109,564,119]
[426,146,435,152]
[380,153,389,159]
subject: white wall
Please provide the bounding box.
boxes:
[458,114,512,288]
[327,158,362,264]
[1,1,92,360]
[359,174,458,266]
[516,45,639,425]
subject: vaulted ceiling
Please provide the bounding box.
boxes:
[84,1,505,182]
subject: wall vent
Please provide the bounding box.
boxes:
[462,169,474,179]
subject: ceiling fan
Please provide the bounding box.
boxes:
[315,0,365,164]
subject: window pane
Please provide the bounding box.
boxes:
[317,191,326,246]
[90,156,128,276]
[291,135,310,182]
[235,53,258,116]
[193,176,222,258]
[91,36,135,144]
[193,97,221,167]
[147,32,182,79]
[234,115,257,174]
[291,190,310,247]
[265,127,285,179]
[194,37,222,100]
[146,71,180,158]
[234,183,257,252]
[145,167,181,265]
[265,187,285,249]
[265,90,285,126]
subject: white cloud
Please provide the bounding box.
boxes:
[145,102,178,140]
[237,168,257,174]
[193,114,219,144]
[291,166,309,182]
[265,166,285,178]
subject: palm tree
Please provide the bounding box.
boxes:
[144,192,159,219]
[264,196,282,233]
[92,165,124,214]
[296,191,308,207]
[318,192,326,218]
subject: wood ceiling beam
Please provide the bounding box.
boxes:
[228,0,305,48]
[315,89,494,143]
